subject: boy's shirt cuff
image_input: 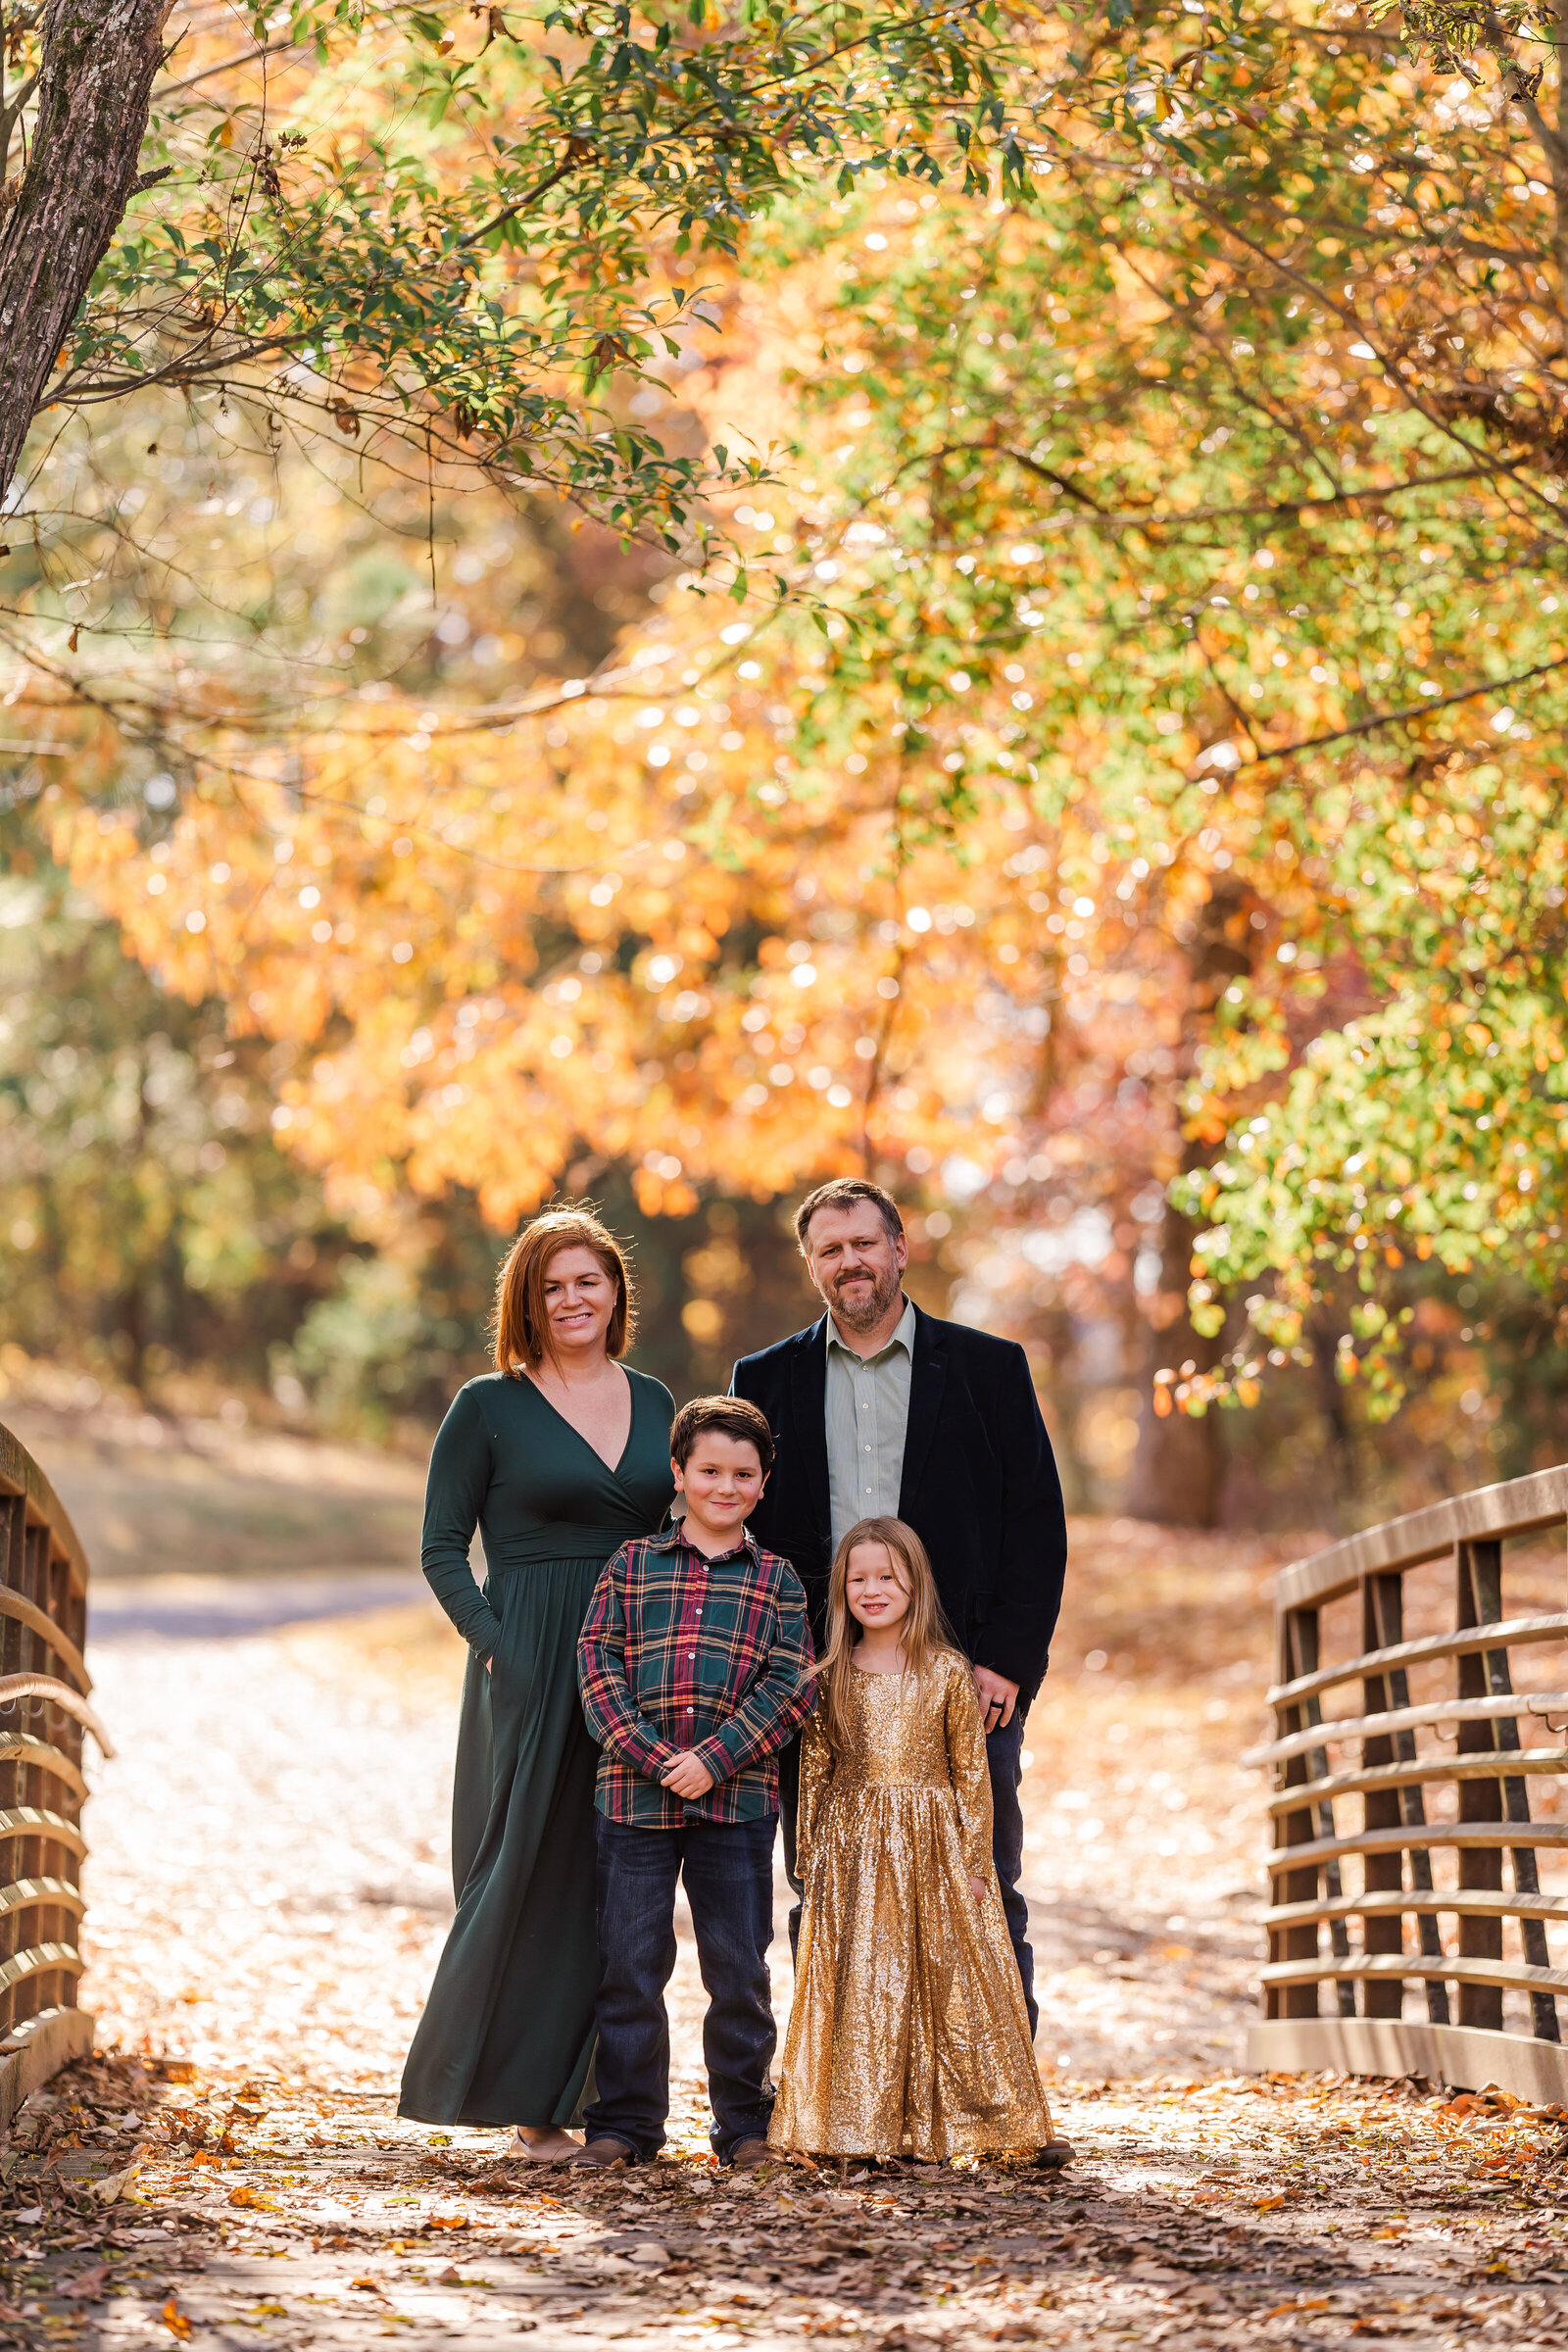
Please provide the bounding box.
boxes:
[691,1728,742,1785]
[614,1723,681,1781]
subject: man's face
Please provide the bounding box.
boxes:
[802,1202,907,1334]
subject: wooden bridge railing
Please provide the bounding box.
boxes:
[1246,1464,1568,2101]
[0,1417,108,2127]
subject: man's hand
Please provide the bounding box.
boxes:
[661,1750,716,1801]
[973,1665,1020,1732]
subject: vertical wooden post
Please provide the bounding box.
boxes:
[1360,1573,1407,2017]
[1298,1625,1354,2015]
[1455,1540,1505,2032]
[0,1493,19,2036]
[1466,1542,1558,2041]
[1275,1605,1324,2018]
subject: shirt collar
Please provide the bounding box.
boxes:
[652,1521,761,1569]
[825,1293,916,1365]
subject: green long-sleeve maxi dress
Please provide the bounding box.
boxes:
[399,1366,675,2127]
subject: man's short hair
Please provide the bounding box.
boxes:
[793,1177,904,1253]
[670,1395,775,1476]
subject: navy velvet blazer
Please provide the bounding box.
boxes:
[731,1303,1068,1699]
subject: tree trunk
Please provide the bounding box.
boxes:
[0,0,170,505]
[1126,876,1254,1529]
[1126,1145,1227,1528]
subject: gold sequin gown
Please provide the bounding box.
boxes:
[768,1650,1054,2160]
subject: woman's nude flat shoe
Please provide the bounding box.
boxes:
[509,2128,580,2165]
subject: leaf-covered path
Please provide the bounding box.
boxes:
[4,1521,1567,2343]
[6,2059,1568,2348]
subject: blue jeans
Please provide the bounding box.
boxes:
[780,1703,1038,2037]
[585,1813,778,2162]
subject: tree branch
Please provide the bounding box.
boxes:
[1223,653,1568,773]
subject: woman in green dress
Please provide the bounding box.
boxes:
[400,1208,675,2158]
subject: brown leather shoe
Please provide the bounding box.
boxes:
[565,2136,635,2168]
[1038,2138,1075,2170]
[727,2138,776,2171]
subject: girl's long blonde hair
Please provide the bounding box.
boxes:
[813,1515,963,1762]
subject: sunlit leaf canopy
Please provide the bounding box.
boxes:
[36,0,1038,559]
[8,0,1568,1421]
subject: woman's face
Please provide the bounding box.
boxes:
[541,1246,617,1357]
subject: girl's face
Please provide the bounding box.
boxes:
[845,1541,912,1636]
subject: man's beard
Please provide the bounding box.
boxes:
[829,1262,901,1334]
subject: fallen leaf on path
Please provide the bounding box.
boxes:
[161,2298,192,2340]
[58,2266,109,2299]
[94,2161,145,2204]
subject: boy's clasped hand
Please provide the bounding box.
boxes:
[660,1751,715,1799]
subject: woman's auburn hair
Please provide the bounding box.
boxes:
[811,1514,963,1761]
[491,1206,634,1374]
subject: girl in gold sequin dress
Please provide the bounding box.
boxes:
[768,1517,1056,2163]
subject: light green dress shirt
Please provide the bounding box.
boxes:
[824,1295,917,1550]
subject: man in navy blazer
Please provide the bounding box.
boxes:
[731,1176,1068,2032]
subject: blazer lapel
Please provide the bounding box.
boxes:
[898,1304,949,1518]
[790,1317,832,1544]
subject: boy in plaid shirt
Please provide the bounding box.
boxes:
[574,1396,813,2169]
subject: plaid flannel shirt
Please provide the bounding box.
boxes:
[577,1524,815,1826]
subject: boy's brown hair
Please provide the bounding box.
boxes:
[670,1395,775,1477]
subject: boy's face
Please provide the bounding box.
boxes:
[673,1433,767,1535]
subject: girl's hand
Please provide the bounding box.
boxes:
[968,1872,987,1906]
